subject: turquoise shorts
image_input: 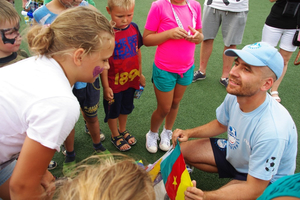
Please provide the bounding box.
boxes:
[152,63,195,92]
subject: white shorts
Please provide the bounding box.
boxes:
[262,24,297,52]
[202,4,248,47]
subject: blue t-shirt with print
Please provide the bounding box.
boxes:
[216,93,297,183]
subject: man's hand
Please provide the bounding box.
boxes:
[185,180,205,200]
[172,128,190,147]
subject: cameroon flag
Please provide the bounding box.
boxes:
[160,142,193,200]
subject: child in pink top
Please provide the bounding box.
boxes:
[144,0,203,153]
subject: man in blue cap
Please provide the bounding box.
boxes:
[172,42,298,200]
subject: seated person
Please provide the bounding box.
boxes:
[172,42,298,200]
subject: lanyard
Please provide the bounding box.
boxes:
[168,0,196,35]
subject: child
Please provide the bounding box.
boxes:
[0,6,114,200]
[0,0,59,171]
[33,0,91,25]
[143,0,203,153]
[55,154,155,200]
[43,0,95,6]
[103,0,145,151]
[257,173,300,200]
[0,0,28,68]
[33,0,110,175]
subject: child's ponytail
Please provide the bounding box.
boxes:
[27,25,54,56]
[26,7,114,58]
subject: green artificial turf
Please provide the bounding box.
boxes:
[14,0,299,192]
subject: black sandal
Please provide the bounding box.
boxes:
[111,135,131,151]
[119,130,137,146]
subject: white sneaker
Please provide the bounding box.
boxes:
[159,128,172,151]
[146,131,159,153]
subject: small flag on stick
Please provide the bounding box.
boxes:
[160,142,193,200]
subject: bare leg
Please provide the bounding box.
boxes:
[199,39,214,74]
[119,114,135,144]
[108,118,130,150]
[150,85,174,133]
[221,45,236,78]
[165,84,188,130]
[270,48,293,102]
[118,114,127,133]
[181,138,218,173]
[83,114,100,144]
[0,178,11,200]
[64,128,75,152]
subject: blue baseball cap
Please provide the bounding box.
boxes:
[224,42,284,79]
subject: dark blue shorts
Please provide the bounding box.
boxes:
[73,77,100,118]
[103,87,135,122]
[210,138,248,181]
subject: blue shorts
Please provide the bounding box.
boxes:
[152,63,194,92]
[210,138,248,181]
[0,160,16,186]
[73,77,100,118]
[103,87,135,122]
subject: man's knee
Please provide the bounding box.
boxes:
[180,138,212,160]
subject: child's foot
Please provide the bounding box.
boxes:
[159,127,172,151]
[93,142,110,154]
[146,130,159,153]
[48,160,57,170]
[270,90,281,103]
[63,160,76,177]
[119,130,137,145]
[111,135,131,151]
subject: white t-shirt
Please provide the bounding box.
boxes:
[0,56,80,165]
[204,0,248,12]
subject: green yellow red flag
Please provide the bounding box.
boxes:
[160,142,193,200]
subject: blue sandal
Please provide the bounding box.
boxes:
[119,130,137,146]
[111,135,131,151]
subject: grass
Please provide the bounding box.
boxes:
[15,0,299,191]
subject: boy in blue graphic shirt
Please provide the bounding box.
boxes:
[102,0,145,151]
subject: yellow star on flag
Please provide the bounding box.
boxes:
[173,176,177,189]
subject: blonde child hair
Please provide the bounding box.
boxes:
[0,0,20,26]
[107,0,135,10]
[27,6,114,57]
[55,154,155,200]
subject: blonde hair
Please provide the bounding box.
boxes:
[107,0,135,11]
[27,6,114,57]
[54,154,155,200]
[0,0,20,26]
